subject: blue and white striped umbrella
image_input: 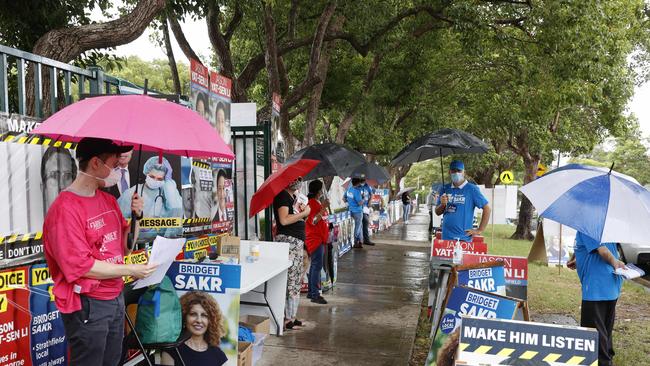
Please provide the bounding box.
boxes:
[520,164,650,245]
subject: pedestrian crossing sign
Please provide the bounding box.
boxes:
[499,171,514,184]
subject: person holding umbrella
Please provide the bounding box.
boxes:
[273,176,311,329]
[435,160,491,241]
[360,178,375,246]
[42,137,159,365]
[346,178,366,249]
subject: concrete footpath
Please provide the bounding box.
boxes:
[259,208,431,366]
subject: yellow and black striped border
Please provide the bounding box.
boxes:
[191,161,211,170]
[0,232,43,244]
[1,132,76,149]
[459,342,597,366]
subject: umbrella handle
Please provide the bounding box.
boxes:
[128,146,144,251]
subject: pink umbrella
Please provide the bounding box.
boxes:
[32,95,233,159]
[32,94,234,249]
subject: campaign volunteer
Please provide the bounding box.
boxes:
[568,232,625,366]
[346,178,366,249]
[360,179,375,246]
[42,137,158,366]
[435,160,491,241]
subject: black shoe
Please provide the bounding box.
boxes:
[311,296,328,304]
[353,243,363,249]
[285,320,295,330]
[364,241,375,246]
[306,293,313,299]
[293,319,303,326]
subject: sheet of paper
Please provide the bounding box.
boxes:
[614,263,646,280]
[133,236,186,289]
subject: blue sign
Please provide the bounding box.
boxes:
[457,265,507,295]
[440,286,519,334]
[29,263,67,366]
[166,261,241,294]
[459,317,598,365]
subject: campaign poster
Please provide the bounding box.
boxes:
[270,93,282,173]
[190,59,210,122]
[458,317,598,366]
[543,219,576,266]
[209,71,232,147]
[0,266,33,366]
[431,239,487,260]
[114,152,184,246]
[211,158,235,234]
[0,113,77,239]
[29,264,67,366]
[456,263,507,296]
[425,286,520,366]
[463,253,528,300]
[166,261,241,366]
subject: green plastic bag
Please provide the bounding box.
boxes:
[135,276,182,344]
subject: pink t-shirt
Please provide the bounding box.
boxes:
[43,190,128,313]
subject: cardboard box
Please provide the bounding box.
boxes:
[220,235,241,259]
[239,315,271,335]
[238,341,252,366]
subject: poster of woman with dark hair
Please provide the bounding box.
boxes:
[41,146,77,214]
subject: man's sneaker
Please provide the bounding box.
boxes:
[293,319,303,326]
[311,296,328,304]
[353,243,363,249]
[364,241,375,246]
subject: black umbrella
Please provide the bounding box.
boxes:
[349,161,390,183]
[390,128,489,183]
[287,143,367,180]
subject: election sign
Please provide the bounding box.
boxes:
[29,264,66,366]
[458,317,598,366]
[456,262,507,296]
[463,253,528,300]
[0,266,33,366]
[432,239,487,259]
[166,261,241,366]
[425,286,524,366]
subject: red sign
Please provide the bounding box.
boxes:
[462,253,528,285]
[209,71,232,100]
[431,239,487,259]
[0,266,33,366]
[190,59,209,89]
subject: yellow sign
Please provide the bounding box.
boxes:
[537,163,547,177]
[0,294,6,312]
[500,170,514,184]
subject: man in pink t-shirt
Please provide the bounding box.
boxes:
[43,137,158,366]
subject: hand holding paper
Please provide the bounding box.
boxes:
[614,263,646,280]
[133,236,187,289]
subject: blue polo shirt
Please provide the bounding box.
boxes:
[438,181,488,241]
[346,186,364,214]
[574,232,622,301]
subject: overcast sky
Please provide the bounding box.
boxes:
[92,7,650,140]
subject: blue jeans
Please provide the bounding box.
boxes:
[403,204,411,221]
[308,245,324,298]
[351,212,363,243]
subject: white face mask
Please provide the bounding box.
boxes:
[80,163,120,187]
[146,176,165,190]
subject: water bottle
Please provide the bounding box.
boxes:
[453,238,463,265]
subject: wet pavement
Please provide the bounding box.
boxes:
[259,209,431,366]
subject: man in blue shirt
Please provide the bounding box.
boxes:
[346,178,366,249]
[360,179,375,246]
[435,160,491,241]
[568,232,625,366]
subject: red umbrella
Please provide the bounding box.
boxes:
[249,159,320,218]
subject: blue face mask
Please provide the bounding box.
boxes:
[451,172,464,184]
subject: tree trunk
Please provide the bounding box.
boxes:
[473,167,496,188]
[27,0,165,115]
[162,17,181,95]
[511,157,538,240]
